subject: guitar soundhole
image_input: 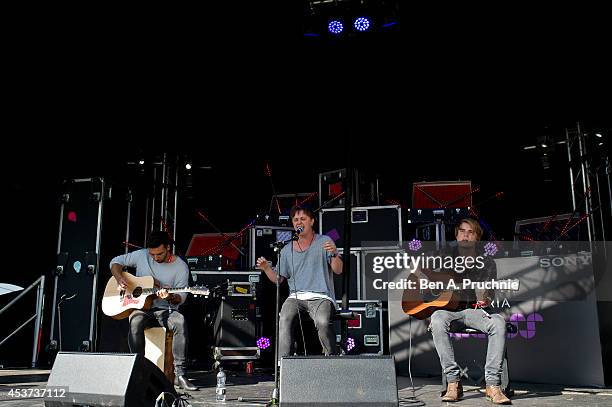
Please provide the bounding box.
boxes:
[423,290,440,303]
[132,287,143,298]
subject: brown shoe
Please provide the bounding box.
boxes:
[485,385,511,404]
[441,381,463,402]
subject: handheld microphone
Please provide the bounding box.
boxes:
[295,226,304,235]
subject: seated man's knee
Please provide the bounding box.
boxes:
[279,308,296,328]
[314,313,331,330]
[169,313,186,334]
[429,311,450,333]
[129,314,146,334]
[490,315,507,334]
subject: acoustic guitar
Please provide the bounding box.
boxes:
[401,268,462,320]
[102,272,209,319]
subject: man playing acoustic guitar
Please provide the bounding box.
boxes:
[109,231,197,391]
[430,219,511,404]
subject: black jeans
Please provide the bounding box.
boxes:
[128,308,188,376]
[278,298,337,358]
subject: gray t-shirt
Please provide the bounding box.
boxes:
[110,249,190,310]
[278,234,336,304]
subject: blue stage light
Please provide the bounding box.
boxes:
[353,17,371,32]
[328,19,344,34]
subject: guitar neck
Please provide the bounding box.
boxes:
[141,287,191,296]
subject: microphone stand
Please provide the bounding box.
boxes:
[270,234,297,404]
[238,233,297,406]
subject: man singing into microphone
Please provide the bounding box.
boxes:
[257,205,343,357]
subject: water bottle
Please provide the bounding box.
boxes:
[216,367,226,402]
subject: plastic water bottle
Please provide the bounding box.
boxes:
[216,367,226,403]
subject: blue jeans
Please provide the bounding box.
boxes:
[430,309,506,385]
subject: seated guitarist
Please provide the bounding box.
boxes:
[109,231,197,391]
[430,219,511,404]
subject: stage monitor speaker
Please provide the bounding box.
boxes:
[44,352,176,407]
[279,355,398,406]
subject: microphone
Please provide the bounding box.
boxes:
[292,226,304,241]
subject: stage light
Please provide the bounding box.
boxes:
[408,238,422,251]
[328,19,343,34]
[138,159,145,165]
[484,242,498,257]
[541,143,548,148]
[257,337,271,350]
[185,163,192,170]
[353,17,371,32]
[595,133,603,138]
[346,337,356,352]
[523,145,537,150]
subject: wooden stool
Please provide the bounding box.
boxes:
[144,327,175,383]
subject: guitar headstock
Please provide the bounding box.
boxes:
[189,285,209,297]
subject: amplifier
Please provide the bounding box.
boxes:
[280,355,398,406]
[213,296,258,348]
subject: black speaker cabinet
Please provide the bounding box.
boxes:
[44,352,176,407]
[214,296,257,347]
[279,355,398,406]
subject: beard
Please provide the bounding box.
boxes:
[457,240,476,249]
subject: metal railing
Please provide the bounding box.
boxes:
[0,275,45,367]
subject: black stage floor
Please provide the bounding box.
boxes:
[1,368,611,406]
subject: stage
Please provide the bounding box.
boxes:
[1,368,611,406]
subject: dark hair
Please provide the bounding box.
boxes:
[146,231,171,248]
[290,205,315,220]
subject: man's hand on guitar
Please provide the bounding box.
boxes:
[115,276,128,290]
[156,288,180,304]
[156,288,170,299]
[474,299,490,308]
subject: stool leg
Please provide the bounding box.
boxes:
[164,331,175,384]
[501,350,513,397]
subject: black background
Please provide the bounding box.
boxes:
[2,2,610,367]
